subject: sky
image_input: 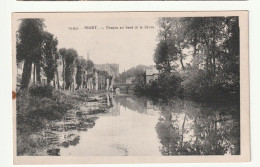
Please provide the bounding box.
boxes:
[32,14,160,73]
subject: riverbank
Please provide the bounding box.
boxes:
[16,84,114,155]
[17,93,241,156]
[134,82,240,106]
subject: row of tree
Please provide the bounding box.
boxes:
[16,19,96,90]
[151,17,240,100]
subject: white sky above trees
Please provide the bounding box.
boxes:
[43,16,159,73]
[14,14,194,73]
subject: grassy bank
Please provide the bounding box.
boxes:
[16,84,111,155]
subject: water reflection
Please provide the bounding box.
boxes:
[18,94,240,156]
[114,96,160,115]
[154,99,240,155]
[113,96,240,155]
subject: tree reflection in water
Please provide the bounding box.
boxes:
[113,95,240,155]
[18,94,240,156]
[154,98,240,155]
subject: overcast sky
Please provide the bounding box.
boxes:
[32,15,159,73]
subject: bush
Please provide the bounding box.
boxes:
[17,88,75,133]
[74,89,88,98]
[135,72,183,98]
[181,69,207,99]
[16,87,85,155]
[181,68,239,102]
[27,97,69,120]
[29,83,54,98]
[157,72,183,97]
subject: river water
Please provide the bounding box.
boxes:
[24,94,240,156]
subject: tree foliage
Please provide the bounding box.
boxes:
[16,19,45,63]
[85,59,94,72]
[17,19,61,88]
[41,32,59,84]
[75,58,87,88]
[16,19,45,89]
[63,48,78,89]
[152,17,240,100]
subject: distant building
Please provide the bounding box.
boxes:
[125,77,135,84]
[94,64,119,91]
[94,64,119,77]
[145,67,159,84]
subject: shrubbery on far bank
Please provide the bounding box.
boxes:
[135,70,239,103]
[134,72,183,98]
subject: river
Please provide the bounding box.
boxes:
[22,93,240,156]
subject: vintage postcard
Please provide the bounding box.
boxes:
[12,11,249,164]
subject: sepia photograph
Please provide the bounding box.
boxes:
[12,12,249,164]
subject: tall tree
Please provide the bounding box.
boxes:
[154,40,172,72]
[155,18,188,72]
[168,18,189,70]
[85,59,94,72]
[64,48,78,90]
[155,18,173,72]
[153,17,240,98]
[220,17,240,92]
[16,19,45,89]
[41,31,59,84]
[75,58,87,89]
[59,48,67,89]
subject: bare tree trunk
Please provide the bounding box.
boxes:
[206,56,209,72]
[212,38,217,77]
[178,42,185,70]
[213,55,216,77]
[20,59,33,89]
[36,62,41,83]
[212,29,217,77]
[193,45,197,57]
[193,33,197,57]
[33,63,36,83]
[205,40,211,76]
[53,75,56,88]
[180,53,185,70]
[182,114,187,131]
[56,69,60,89]
[65,84,69,90]
[193,36,199,68]
[63,59,65,89]
[47,78,51,85]
[180,114,187,148]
